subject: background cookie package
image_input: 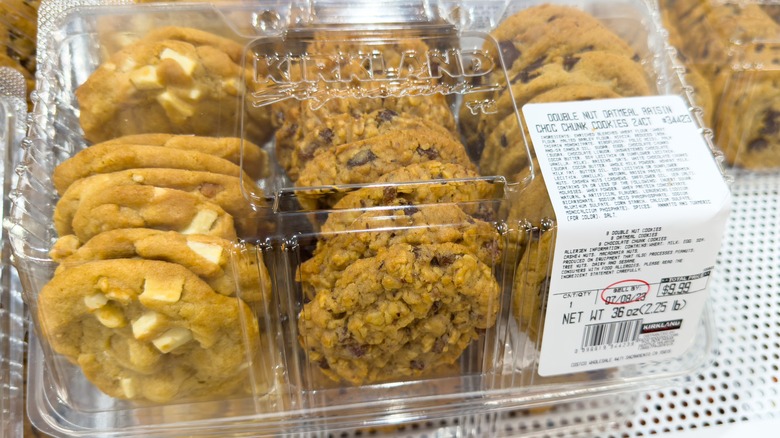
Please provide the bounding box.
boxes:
[659,0,780,172]
[7,0,722,436]
[0,67,29,438]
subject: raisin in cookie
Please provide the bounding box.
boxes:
[295,126,474,209]
[298,242,500,385]
[69,185,237,243]
[299,204,502,299]
[38,259,260,402]
[276,95,456,179]
[321,161,497,234]
[51,228,270,303]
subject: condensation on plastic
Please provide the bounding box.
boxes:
[0,67,28,438]
[8,0,729,436]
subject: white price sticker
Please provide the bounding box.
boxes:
[522,95,730,376]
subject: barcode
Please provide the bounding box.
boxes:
[582,319,642,348]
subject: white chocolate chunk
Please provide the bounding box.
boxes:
[181,210,218,235]
[160,48,197,76]
[185,88,202,100]
[95,306,127,328]
[120,378,136,398]
[186,240,223,264]
[152,327,193,353]
[128,65,163,90]
[131,173,144,183]
[139,276,184,304]
[221,77,244,96]
[156,90,195,121]
[84,293,109,310]
[119,57,137,73]
[132,311,166,340]
[151,187,168,199]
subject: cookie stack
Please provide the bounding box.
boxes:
[36,26,277,403]
[274,38,506,384]
[461,4,653,180]
[661,0,780,169]
[459,5,654,344]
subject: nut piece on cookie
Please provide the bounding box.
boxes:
[37,259,260,402]
[76,27,273,144]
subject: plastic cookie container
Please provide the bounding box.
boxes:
[0,67,28,438]
[660,0,780,171]
[7,0,731,436]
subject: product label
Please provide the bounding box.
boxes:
[522,96,730,376]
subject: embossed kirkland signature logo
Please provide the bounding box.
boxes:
[250,47,500,107]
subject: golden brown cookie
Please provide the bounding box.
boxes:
[321,161,497,235]
[54,168,259,237]
[97,134,269,179]
[51,228,270,303]
[69,185,237,243]
[52,143,243,195]
[295,126,474,209]
[76,27,272,144]
[276,95,456,180]
[300,204,502,299]
[298,242,500,385]
[38,259,260,402]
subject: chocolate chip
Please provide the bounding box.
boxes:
[430,300,442,315]
[332,312,346,320]
[431,254,456,267]
[500,133,508,148]
[756,43,765,53]
[432,336,447,353]
[547,14,560,23]
[632,53,641,62]
[318,358,330,369]
[748,138,769,151]
[760,110,780,135]
[383,186,397,203]
[410,360,425,370]
[346,341,367,358]
[404,205,420,216]
[377,109,398,124]
[563,55,580,71]
[346,149,378,168]
[319,128,334,144]
[416,146,440,159]
[512,56,546,84]
[499,40,521,67]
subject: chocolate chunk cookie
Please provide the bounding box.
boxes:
[298,242,500,385]
[276,95,456,180]
[321,161,497,234]
[38,259,260,402]
[69,185,237,243]
[295,126,474,209]
[51,228,270,303]
[513,228,554,342]
[299,204,502,299]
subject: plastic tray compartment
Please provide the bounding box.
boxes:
[660,0,780,171]
[0,67,28,438]
[8,0,720,436]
